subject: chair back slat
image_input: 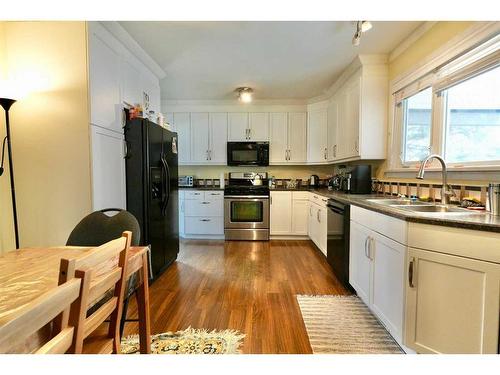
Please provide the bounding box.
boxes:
[83,297,118,339]
[36,327,75,354]
[74,237,127,271]
[87,268,122,307]
[0,278,81,354]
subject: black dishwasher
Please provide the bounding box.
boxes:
[326,199,351,289]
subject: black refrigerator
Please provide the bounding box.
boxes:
[124,118,179,279]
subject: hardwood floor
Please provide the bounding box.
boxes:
[86,239,350,354]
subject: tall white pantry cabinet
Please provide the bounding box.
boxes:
[87,22,161,211]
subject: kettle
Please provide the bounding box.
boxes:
[310,175,320,187]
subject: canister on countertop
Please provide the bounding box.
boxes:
[488,183,500,216]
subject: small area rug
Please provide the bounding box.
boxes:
[121,327,245,354]
[296,295,403,354]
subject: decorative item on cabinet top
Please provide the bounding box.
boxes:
[373,179,489,206]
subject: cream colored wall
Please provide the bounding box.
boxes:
[0,22,91,254]
[388,22,473,81]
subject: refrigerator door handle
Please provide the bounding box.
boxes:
[161,155,171,216]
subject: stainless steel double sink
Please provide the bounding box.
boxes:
[367,199,475,214]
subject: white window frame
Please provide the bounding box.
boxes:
[387,22,500,173]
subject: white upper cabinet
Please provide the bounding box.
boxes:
[190,113,210,163]
[327,97,338,162]
[88,26,122,133]
[248,112,269,141]
[269,112,288,163]
[307,109,328,163]
[320,56,388,163]
[120,59,142,107]
[172,112,227,165]
[209,113,228,164]
[269,112,307,164]
[228,113,249,141]
[228,112,269,141]
[287,112,307,163]
[173,113,191,164]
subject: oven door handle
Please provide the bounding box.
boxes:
[224,195,269,199]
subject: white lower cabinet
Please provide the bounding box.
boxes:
[350,207,407,347]
[270,191,310,236]
[349,221,373,305]
[270,192,292,235]
[405,247,500,354]
[179,190,224,238]
[308,194,328,256]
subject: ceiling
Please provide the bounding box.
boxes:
[120,21,423,101]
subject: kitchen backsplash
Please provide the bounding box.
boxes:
[373,179,489,205]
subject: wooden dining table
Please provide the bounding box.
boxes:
[0,245,151,354]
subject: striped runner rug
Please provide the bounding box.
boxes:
[296,295,404,354]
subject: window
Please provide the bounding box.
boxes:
[391,35,500,171]
[443,65,500,163]
[401,87,433,163]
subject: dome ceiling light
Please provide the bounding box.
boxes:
[236,87,253,103]
[352,21,372,46]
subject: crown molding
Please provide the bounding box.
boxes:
[308,54,388,104]
[99,21,166,79]
[389,22,437,62]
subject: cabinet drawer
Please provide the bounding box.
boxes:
[204,190,224,200]
[185,199,223,216]
[309,193,328,207]
[292,191,309,200]
[185,216,223,235]
[184,190,204,199]
[351,205,407,244]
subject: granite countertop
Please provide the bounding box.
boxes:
[179,186,224,191]
[307,188,500,234]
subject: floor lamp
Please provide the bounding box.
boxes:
[0,97,19,249]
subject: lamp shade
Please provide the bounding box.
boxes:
[0,78,26,101]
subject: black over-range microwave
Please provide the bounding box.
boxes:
[227,142,269,166]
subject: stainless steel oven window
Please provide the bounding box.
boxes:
[230,200,263,222]
[224,197,270,230]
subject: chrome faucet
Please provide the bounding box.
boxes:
[416,154,451,205]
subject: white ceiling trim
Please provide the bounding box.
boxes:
[100,21,167,79]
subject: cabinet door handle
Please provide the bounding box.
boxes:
[364,236,369,258]
[209,150,212,160]
[201,201,210,204]
[333,144,337,158]
[200,219,211,222]
[288,149,291,161]
[206,150,209,160]
[193,193,201,195]
[409,258,416,288]
[324,147,328,160]
[317,210,320,222]
[248,128,252,139]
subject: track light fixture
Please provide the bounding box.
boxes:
[352,21,372,46]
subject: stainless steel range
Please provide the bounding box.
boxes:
[224,172,270,241]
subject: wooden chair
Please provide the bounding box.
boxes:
[0,278,81,354]
[59,231,132,354]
